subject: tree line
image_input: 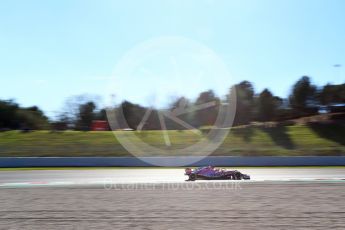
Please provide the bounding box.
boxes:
[0,76,344,130]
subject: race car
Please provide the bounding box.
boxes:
[185,166,250,181]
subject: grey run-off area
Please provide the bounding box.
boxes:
[0,182,344,229]
[0,168,344,229]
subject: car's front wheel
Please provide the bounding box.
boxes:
[189,174,196,181]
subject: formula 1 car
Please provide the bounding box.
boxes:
[185,166,250,181]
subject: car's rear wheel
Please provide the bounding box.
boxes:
[234,172,242,180]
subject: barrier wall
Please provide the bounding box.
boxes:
[0,156,345,167]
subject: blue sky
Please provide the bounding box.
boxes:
[0,0,344,118]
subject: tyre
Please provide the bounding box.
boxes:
[189,174,196,181]
[235,172,242,180]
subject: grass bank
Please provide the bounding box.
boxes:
[0,123,344,157]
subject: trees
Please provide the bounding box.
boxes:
[0,100,49,130]
[51,112,70,130]
[255,89,282,121]
[75,102,96,130]
[167,97,193,129]
[60,94,103,130]
[0,100,19,129]
[194,90,220,127]
[17,106,50,130]
[289,76,317,114]
[119,101,147,130]
[1,76,341,131]
[232,81,254,125]
[318,83,345,105]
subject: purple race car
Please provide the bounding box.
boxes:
[185,166,250,181]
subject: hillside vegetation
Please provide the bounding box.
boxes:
[0,122,344,157]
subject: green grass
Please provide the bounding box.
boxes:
[0,123,344,157]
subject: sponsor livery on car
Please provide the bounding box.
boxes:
[185,166,250,181]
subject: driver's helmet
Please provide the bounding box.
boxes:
[185,168,192,175]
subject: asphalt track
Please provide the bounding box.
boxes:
[0,168,344,229]
[1,167,345,187]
